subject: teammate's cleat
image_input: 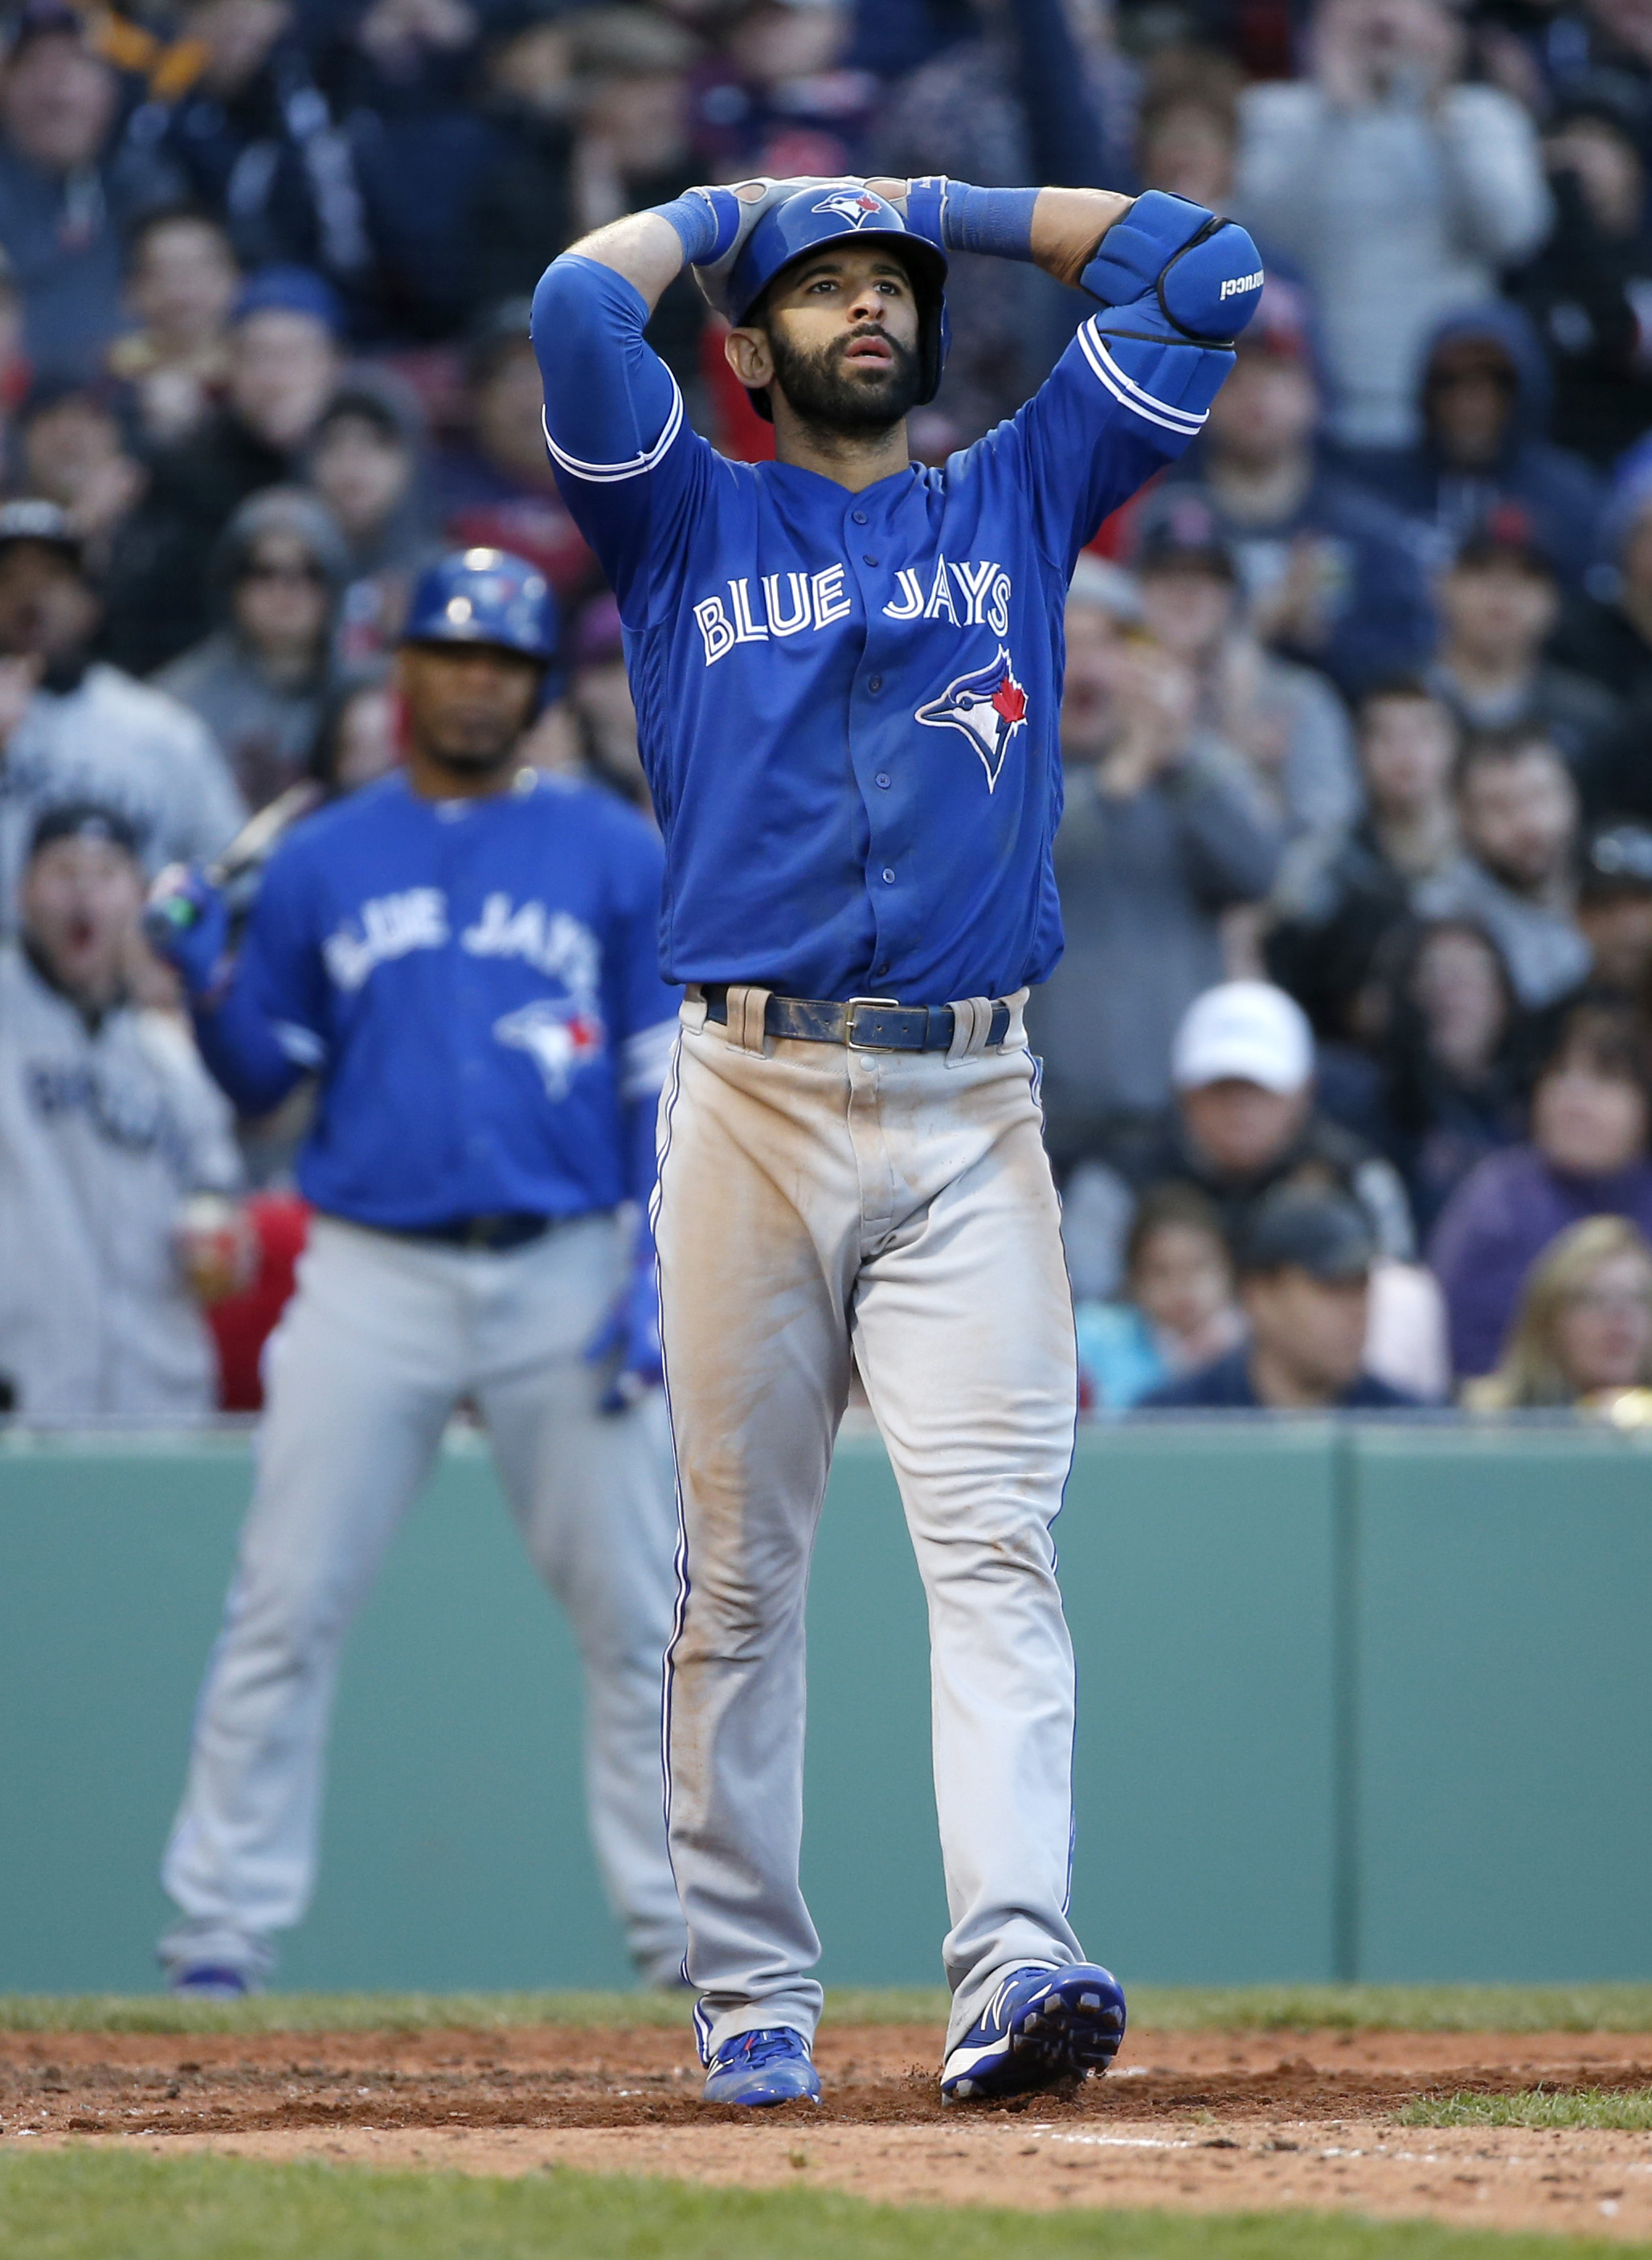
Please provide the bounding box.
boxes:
[167,1965,253,1999]
[702,2028,822,2106]
[941,1963,1127,2101]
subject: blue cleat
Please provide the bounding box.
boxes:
[941,1963,1127,2100]
[703,2027,822,2106]
[168,1965,253,1999]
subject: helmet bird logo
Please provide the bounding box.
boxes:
[915,649,1028,792]
[812,190,889,227]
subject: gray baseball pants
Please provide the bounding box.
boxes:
[159,1210,686,1988]
[654,989,1086,2064]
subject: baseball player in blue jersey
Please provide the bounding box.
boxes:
[532,174,1262,2104]
[145,548,687,1995]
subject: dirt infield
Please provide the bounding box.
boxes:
[8,2022,1652,2238]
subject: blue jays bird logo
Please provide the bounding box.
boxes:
[812,189,885,227]
[914,647,1028,792]
[493,999,606,1099]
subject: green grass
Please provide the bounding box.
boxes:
[6,1985,1652,2037]
[3,2151,1649,2260]
[1399,2087,1652,2132]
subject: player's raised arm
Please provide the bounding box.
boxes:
[890,176,1262,565]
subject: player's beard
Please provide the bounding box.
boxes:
[765,324,924,435]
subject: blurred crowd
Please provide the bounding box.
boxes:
[6,0,1652,1422]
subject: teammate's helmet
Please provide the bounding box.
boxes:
[402,548,560,666]
[727,185,950,423]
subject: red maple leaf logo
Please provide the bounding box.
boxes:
[991,673,1027,729]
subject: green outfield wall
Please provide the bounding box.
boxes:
[1,1421,1648,1994]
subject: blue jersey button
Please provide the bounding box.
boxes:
[864,555,878,566]
[868,676,882,694]
[881,867,896,884]
[852,510,868,524]
[874,772,890,788]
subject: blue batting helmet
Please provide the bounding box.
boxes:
[402,547,560,667]
[728,185,949,421]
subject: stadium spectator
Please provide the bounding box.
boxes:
[1425,523,1619,768]
[1417,727,1593,1009]
[103,263,344,675]
[1172,274,1437,700]
[1131,485,1361,849]
[13,377,145,567]
[0,498,243,930]
[156,487,348,812]
[689,1,876,184]
[0,801,242,1420]
[1135,47,1242,207]
[1074,1181,1244,1412]
[1233,0,1550,451]
[468,5,704,381]
[325,0,497,339]
[1574,823,1652,996]
[107,205,239,446]
[1430,1002,1652,1376]
[1465,1214,1652,1408]
[1064,981,1417,1302]
[432,296,594,600]
[1550,461,1652,705]
[307,666,399,799]
[0,4,175,383]
[145,0,374,323]
[1341,308,1603,592]
[1356,915,1531,1237]
[1026,562,1284,1255]
[305,369,435,664]
[1140,1186,1421,1410]
[1268,678,1462,1040]
[1509,80,1652,469]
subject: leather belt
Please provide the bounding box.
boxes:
[399,1212,555,1252]
[701,986,1011,1052]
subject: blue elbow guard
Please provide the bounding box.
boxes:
[1081,190,1263,344]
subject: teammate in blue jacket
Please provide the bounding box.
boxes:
[146,549,686,1995]
[533,175,1262,2104]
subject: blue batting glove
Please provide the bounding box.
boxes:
[585,1246,664,1414]
[143,864,230,999]
[1082,190,1263,342]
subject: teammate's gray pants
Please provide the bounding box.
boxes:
[159,1211,686,1988]
[654,992,1085,2063]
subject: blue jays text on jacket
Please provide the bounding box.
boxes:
[192,769,678,1234]
[532,255,1225,1005]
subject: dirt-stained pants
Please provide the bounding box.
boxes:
[654,989,1086,2064]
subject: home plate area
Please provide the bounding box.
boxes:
[8,2022,1652,2237]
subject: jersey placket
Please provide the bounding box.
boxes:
[842,489,920,997]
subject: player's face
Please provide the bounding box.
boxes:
[397,642,544,772]
[734,248,924,432]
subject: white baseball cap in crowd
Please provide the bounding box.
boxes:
[1171,981,1314,1095]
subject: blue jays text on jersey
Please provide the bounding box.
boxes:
[531,254,1224,1005]
[192,769,677,1234]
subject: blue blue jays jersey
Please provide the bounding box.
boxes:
[533,255,1219,1004]
[219,770,677,1232]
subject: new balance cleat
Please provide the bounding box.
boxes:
[941,1963,1127,2100]
[702,2027,822,2106]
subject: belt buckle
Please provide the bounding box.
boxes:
[844,995,901,1050]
